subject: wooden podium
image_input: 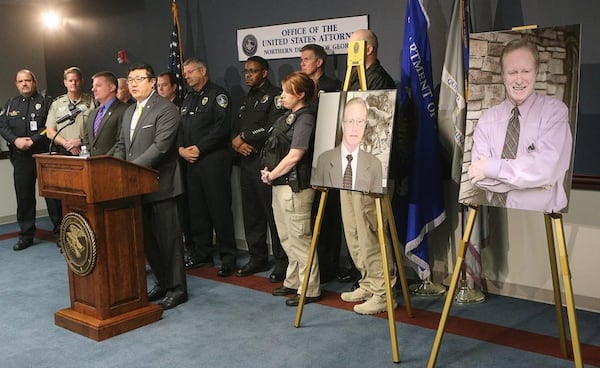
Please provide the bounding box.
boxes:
[34,154,163,341]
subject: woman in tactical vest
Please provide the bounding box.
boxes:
[260,72,321,306]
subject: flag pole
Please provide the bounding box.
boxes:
[169,0,185,100]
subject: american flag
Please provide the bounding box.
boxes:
[169,0,184,99]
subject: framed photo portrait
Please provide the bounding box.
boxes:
[459,25,580,213]
[311,89,397,194]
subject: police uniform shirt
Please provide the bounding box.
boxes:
[237,80,283,150]
[0,91,52,153]
[318,74,341,93]
[177,81,231,154]
[46,94,96,140]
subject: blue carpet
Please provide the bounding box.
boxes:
[0,218,598,368]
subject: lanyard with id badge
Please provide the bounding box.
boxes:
[29,113,38,132]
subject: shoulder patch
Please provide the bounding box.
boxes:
[216,94,228,108]
[274,95,283,109]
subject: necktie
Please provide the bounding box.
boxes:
[490,106,520,207]
[343,154,353,189]
[130,102,143,139]
[93,105,105,136]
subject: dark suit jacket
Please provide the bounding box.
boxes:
[113,93,183,203]
[313,145,383,193]
[84,98,128,156]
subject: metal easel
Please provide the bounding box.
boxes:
[294,40,413,364]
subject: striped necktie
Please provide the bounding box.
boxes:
[93,105,105,136]
[490,106,520,207]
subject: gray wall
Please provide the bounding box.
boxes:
[2,0,598,175]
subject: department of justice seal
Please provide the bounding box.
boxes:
[242,34,258,56]
[60,212,97,276]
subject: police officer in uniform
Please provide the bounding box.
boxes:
[178,57,237,277]
[46,66,95,156]
[231,56,287,281]
[0,69,62,250]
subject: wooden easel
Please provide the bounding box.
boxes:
[428,23,583,367]
[427,206,583,367]
[294,40,413,364]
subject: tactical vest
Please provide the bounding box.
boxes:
[260,107,313,192]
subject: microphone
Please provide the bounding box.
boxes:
[55,104,88,125]
[48,104,88,154]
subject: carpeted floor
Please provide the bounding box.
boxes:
[0,218,598,368]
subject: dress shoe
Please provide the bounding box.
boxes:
[147,285,167,302]
[13,239,32,251]
[184,256,213,270]
[271,286,297,296]
[269,272,285,283]
[285,294,321,306]
[217,263,236,277]
[159,293,188,310]
[337,267,360,282]
[236,262,269,277]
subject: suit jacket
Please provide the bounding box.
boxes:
[313,146,383,193]
[113,93,183,203]
[84,98,128,156]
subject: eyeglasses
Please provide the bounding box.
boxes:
[244,68,264,75]
[343,119,367,126]
[127,76,151,84]
[183,67,202,76]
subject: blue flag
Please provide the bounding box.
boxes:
[168,0,184,100]
[398,0,446,280]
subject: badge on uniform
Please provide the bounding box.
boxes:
[286,113,295,125]
[8,110,19,117]
[35,103,41,111]
[30,120,38,131]
[216,94,228,108]
[181,106,188,115]
[274,95,283,109]
[260,95,269,104]
[202,97,209,106]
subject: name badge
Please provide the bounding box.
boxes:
[30,120,38,131]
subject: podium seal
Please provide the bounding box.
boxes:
[60,212,97,276]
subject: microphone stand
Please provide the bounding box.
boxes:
[48,118,76,154]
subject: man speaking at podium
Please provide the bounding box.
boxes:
[0,69,62,251]
[113,63,187,310]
